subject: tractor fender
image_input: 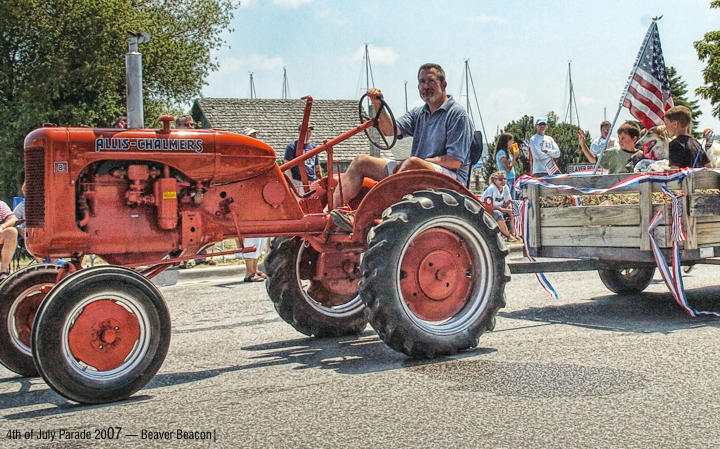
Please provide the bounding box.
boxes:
[353,169,478,239]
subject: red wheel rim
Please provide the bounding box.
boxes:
[12,285,52,348]
[68,300,141,371]
[400,228,473,321]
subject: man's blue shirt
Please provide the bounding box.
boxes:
[284,141,319,181]
[396,95,472,185]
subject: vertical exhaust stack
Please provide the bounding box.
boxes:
[125,32,150,129]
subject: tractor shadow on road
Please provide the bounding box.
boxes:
[499,282,720,334]
[236,330,496,374]
[0,332,498,418]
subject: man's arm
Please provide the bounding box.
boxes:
[577,129,597,163]
[424,154,463,170]
[431,109,472,170]
[545,136,561,158]
[1,214,18,231]
[367,88,402,137]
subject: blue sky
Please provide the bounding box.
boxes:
[202,0,720,139]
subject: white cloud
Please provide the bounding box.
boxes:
[352,45,399,66]
[579,96,594,106]
[315,7,348,26]
[272,0,311,7]
[467,15,507,25]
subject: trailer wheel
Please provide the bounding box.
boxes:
[361,189,509,358]
[598,267,656,294]
[31,266,170,404]
[265,237,367,337]
[0,264,60,376]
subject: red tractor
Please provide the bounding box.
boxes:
[0,36,508,404]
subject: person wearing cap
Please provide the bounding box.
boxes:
[176,115,195,129]
[528,117,561,177]
[330,62,473,231]
[284,124,321,194]
[238,126,269,281]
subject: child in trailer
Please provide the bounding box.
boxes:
[665,106,711,169]
[495,132,518,199]
[577,121,643,173]
[480,171,519,242]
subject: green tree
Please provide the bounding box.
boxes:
[694,0,720,119]
[667,66,702,135]
[0,0,234,200]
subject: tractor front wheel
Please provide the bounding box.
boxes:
[31,266,170,404]
[265,237,367,337]
[0,264,61,376]
[360,189,510,358]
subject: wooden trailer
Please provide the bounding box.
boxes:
[509,169,720,297]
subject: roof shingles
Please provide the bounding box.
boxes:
[192,98,398,162]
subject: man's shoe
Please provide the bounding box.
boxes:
[330,209,354,233]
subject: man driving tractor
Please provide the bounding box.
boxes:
[331,62,473,231]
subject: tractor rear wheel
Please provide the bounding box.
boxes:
[360,189,510,358]
[31,266,170,404]
[0,264,60,376]
[598,266,656,294]
[265,237,367,337]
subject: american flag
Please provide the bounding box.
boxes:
[622,22,673,129]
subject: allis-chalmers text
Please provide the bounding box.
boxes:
[94,137,204,153]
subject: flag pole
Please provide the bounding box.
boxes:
[593,19,659,174]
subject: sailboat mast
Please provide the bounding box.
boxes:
[249,72,256,99]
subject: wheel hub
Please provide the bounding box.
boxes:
[401,228,473,321]
[68,300,141,371]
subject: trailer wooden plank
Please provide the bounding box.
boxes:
[689,194,720,217]
[540,205,639,227]
[640,183,652,251]
[541,226,641,247]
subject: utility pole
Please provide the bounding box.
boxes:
[281,67,290,99]
[249,72,256,99]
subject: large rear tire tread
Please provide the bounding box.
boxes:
[0,264,61,376]
[31,266,171,404]
[361,189,510,358]
[265,237,367,338]
[598,266,656,294]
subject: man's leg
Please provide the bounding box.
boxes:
[333,154,389,207]
[0,227,18,273]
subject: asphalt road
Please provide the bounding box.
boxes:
[1,261,720,448]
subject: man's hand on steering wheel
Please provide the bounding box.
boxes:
[359,90,397,151]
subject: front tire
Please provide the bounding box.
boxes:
[265,237,367,337]
[361,189,510,358]
[598,266,656,294]
[31,266,171,404]
[0,264,60,376]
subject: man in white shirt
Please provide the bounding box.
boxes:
[528,117,561,177]
[589,120,619,156]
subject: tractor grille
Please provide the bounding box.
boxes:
[24,146,45,227]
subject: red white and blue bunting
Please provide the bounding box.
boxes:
[513,168,720,315]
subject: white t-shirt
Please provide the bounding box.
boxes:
[529,134,561,174]
[481,183,511,209]
[590,135,619,155]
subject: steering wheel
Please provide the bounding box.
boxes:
[358,93,397,151]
